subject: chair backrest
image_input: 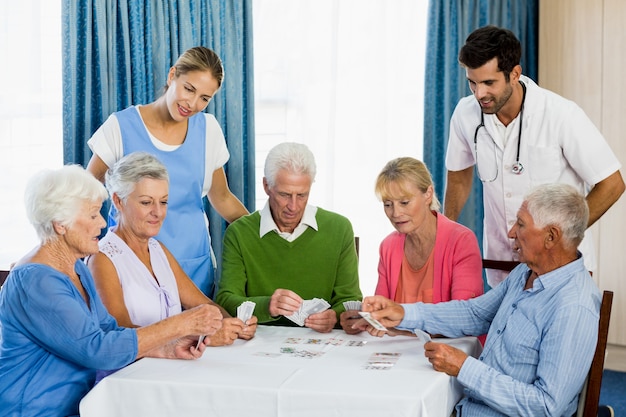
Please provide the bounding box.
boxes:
[481,259,519,272]
[577,290,613,417]
[0,269,9,287]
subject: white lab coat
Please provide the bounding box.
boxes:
[446,76,621,287]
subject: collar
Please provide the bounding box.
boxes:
[527,252,587,292]
[259,202,318,238]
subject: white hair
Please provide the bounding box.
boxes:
[525,183,589,249]
[264,142,316,188]
[24,165,108,243]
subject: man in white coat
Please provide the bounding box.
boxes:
[443,25,624,287]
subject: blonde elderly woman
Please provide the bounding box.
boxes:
[86,152,256,352]
[0,165,222,417]
[341,157,483,335]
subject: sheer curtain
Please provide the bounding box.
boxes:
[253,0,428,295]
[0,0,62,269]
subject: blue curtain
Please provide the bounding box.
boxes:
[423,0,538,251]
[62,0,255,266]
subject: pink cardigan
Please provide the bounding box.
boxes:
[376,212,483,303]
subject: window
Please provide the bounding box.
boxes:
[253,0,427,294]
[0,0,62,269]
[0,2,428,295]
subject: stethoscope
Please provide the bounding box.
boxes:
[473,81,527,182]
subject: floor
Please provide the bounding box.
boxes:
[605,344,626,372]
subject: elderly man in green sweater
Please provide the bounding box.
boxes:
[215,142,362,333]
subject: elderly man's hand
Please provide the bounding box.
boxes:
[424,342,468,376]
[361,295,405,328]
[304,309,337,333]
[339,310,363,335]
[269,288,303,318]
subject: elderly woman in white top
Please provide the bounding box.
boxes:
[86,152,257,346]
[0,165,222,417]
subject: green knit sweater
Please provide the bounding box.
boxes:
[215,208,362,327]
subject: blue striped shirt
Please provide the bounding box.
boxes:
[399,256,601,416]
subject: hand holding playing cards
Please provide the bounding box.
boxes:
[207,317,246,346]
[340,300,364,335]
[238,315,258,340]
[340,310,363,335]
[155,335,208,360]
[237,301,258,340]
[304,309,337,333]
[207,301,259,345]
[269,289,303,318]
[356,295,405,336]
[179,303,224,338]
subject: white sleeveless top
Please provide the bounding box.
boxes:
[98,230,182,326]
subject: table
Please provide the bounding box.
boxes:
[80,325,482,417]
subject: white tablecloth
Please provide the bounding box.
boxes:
[80,325,482,417]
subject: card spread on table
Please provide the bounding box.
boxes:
[363,352,401,370]
[237,301,256,322]
[282,337,345,346]
[285,297,331,326]
[252,335,348,359]
[279,346,326,359]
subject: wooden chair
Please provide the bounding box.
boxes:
[482,260,612,416]
[481,259,519,272]
[577,290,614,417]
[0,269,9,287]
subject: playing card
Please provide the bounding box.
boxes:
[363,352,401,370]
[343,300,362,311]
[302,298,331,315]
[195,335,205,349]
[326,337,345,346]
[285,311,306,326]
[285,297,331,326]
[237,301,256,322]
[414,329,432,344]
[358,312,387,331]
[254,352,281,358]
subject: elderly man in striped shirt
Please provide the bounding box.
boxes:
[357,183,601,417]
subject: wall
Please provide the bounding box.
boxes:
[539,0,626,345]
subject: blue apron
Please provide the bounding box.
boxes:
[110,107,214,295]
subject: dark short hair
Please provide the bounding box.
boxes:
[458,25,521,80]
